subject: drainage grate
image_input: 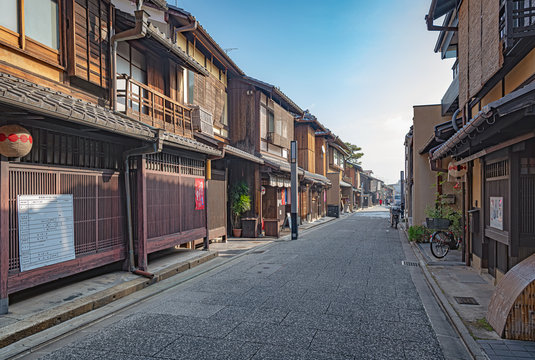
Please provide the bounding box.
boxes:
[454,296,479,305]
[401,260,419,267]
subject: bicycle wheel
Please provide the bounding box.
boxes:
[430,231,450,258]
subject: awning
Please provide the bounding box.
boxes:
[261,153,292,173]
[431,81,535,160]
[224,145,264,164]
[432,0,458,20]
[263,175,291,188]
[340,180,352,188]
[303,170,331,186]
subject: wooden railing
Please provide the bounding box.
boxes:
[116,75,193,137]
[501,0,535,51]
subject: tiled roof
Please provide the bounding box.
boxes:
[224,145,264,164]
[0,72,155,140]
[145,22,210,77]
[164,132,221,156]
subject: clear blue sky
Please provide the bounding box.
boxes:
[174,0,454,184]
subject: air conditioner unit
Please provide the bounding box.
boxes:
[191,105,213,136]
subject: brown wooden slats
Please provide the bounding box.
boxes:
[70,0,110,89]
[520,175,535,234]
[117,75,193,137]
[7,165,125,274]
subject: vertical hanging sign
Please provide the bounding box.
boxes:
[195,178,205,210]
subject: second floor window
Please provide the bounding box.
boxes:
[0,0,59,62]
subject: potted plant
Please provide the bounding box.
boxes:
[230,182,251,237]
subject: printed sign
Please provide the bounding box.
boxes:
[490,196,503,230]
[17,194,75,272]
[195,178,205,210]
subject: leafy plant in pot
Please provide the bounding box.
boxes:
[230,182,251,237]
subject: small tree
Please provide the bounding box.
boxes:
[344,142,364,165]
[230,182,251,229]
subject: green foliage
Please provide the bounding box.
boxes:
[344,141,364,165]
[425,194,463,237]
[474,318,494,332]
[230,182,251,229]
[408,225,432,242]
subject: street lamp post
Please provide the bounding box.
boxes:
[290,141,298,240]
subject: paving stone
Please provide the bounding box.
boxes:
[140,300,225,318]
[73,328,179,356]
[37,347,108,360]
[309,329,366,356]
[210,305,289,325]
[155,336,261,359]
[226,322,316,349]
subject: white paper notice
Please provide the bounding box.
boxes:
[17,194,75,272]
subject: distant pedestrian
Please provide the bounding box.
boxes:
[379,199,382,206]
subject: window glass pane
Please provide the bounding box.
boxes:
[117,41,129,59]
[131,66,146,84]
[116,56,130,76]
[25,0,59,49]
[221,93,228,125]
[0,1,18,32]
[260,107,267,138]
[187,70,195,104]
[131,46,146,70]
[268,111,274,133]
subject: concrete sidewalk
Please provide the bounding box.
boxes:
[407,232,535,359]
[0,214,336,353]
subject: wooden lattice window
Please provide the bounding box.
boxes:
[19,127,124,170]
[485,160,509,178]
[145,153,204,176]
[67,0,111,88]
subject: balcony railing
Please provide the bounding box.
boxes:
[116,75,193,137]
[501,0,535,51]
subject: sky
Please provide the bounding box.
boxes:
[173,0,455,184]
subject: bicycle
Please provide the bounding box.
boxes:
[426,218,462,258]
[390,206,401,229]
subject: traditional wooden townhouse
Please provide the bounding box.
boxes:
[164,5,264,243]
[0,0,227,314]
[319,131,350,217]
[294,111,331,223]
[344,162,362,210]
[426,0,535,339]
[228,76,305,237]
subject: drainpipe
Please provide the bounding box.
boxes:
[123,130,165,278]
[111,7,149,110]
[451,108,461,132]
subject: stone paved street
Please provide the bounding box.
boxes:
[25,210,452,360]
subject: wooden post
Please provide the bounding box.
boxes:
[0,157,9,314]
[136,156,148,270]
[203,159,210,250]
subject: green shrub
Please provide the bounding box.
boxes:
[408,225,432,243]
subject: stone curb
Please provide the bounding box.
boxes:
[0,251,218,350]
[402,229,489,360]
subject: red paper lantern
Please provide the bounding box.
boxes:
[0,125,33,158]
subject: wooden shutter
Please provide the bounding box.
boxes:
[68,0,110,89]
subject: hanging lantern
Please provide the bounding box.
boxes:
[0,125,33,158]
[448,161,467,180]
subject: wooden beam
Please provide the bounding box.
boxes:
[0,157,8,314]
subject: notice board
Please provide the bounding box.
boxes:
[17,194,75,272]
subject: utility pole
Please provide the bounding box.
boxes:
[290,141,298,240]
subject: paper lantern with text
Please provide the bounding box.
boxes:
[0,125,33,158]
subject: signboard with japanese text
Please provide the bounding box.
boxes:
[490,196,503,230]
[17,194,75,272]
[195,178,205,210]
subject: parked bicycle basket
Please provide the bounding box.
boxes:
[425,218,451,230]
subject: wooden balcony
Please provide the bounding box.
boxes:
[116,75,193,137]
[501,0,535,51]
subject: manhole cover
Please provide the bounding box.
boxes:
[454,296,479,305]
[401,260,419,267]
